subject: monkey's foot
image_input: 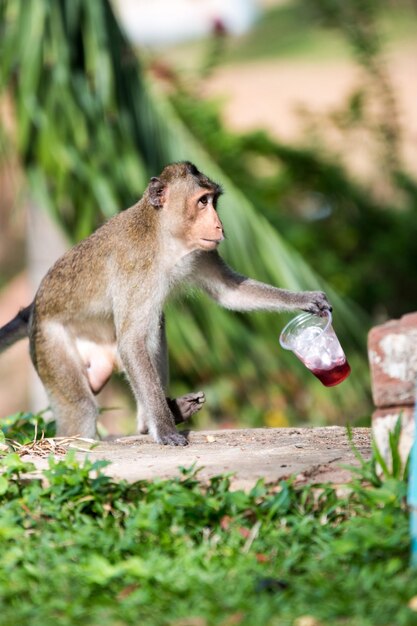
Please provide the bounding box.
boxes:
[167,391,206,425]
[156,430,189,446]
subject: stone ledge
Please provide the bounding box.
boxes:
[20,427,372,490]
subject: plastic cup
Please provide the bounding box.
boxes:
[279,310,351,387]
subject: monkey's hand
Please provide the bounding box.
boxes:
[299,291,332,316]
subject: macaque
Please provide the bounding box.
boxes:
[0,162,331,445]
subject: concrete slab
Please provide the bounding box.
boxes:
[23,427,372,489]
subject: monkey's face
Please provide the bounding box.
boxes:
[149,165,225,252]
[184,189,225,252]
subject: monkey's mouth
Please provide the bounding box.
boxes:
[201,237,224,246]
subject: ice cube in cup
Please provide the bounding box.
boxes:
[279,310,350,387]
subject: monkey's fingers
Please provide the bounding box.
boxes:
[302,291,332,316]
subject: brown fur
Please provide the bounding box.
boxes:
[0,162,330,445]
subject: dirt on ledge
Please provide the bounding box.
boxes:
[22,427,372,490]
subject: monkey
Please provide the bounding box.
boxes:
[0,161,331,446]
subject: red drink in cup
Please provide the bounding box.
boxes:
[279,310,350,387]
[310,360,351,387]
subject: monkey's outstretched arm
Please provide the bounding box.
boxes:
[194,252,331,315]
[0,304,33,354]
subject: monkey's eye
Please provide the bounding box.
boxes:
[198,195,209,208]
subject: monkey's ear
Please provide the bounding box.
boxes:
[148,177,166,209]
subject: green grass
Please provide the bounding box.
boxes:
[156,4,348,72]
[158,1,417,71]
[0,413,416,625]
[224,2,417,64]
[223,3,348,64]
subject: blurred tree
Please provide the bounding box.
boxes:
[0,0,371,428]
[167,0,417,319]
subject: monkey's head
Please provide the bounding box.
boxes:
[147,162,225,252]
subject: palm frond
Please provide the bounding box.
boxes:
[0,0,371,425]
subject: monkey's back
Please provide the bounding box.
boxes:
[33,201,160,321]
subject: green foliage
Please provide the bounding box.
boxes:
[371,416,411,482]
[170,58,417,319]
[0,410,55,444]
[224,0,350,63]
[0,441,415,625]
[346,418,409,487]
[161,0,416,73]
[0,0,155,240]
[0,0,374,427]
[165,0,417,320]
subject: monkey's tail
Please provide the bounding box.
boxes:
[0,304,33,354]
